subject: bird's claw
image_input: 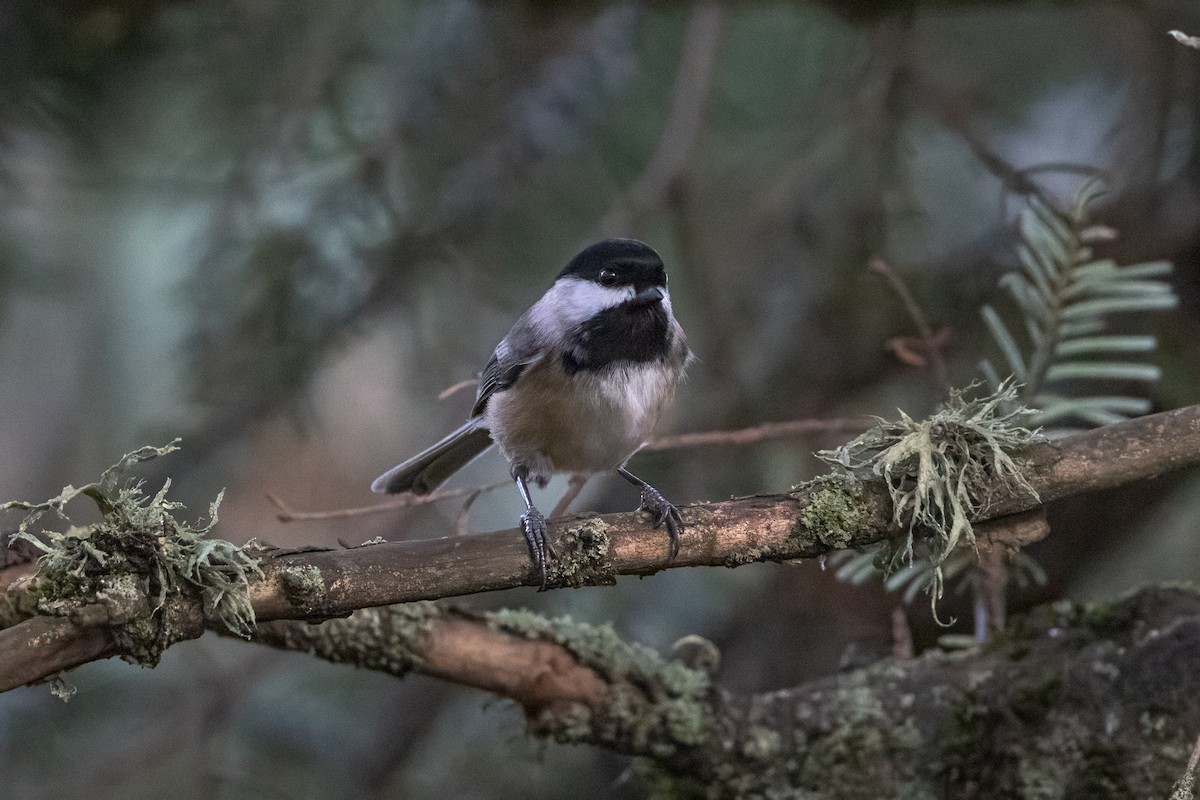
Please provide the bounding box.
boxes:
[639,486,683,563]
[521,508,557,590]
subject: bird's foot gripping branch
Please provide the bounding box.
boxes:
[2,442,263,682]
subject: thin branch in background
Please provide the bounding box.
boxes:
[641,417,866,452]
[1000,163,1108,223]
[915,82,1060,213]
[597,0,724,236]
[266,481,509,523]
[904,71,1112,221]
[549,474,590,519]
[438,378,478,400]
[885,329,951,371]
[266,417,865,524]
[891,607,913,660]
[969,509,1049,642]
[973,543,1009,644]
[454,487,487,538]
[869,257,952,395]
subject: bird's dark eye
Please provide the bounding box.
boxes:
[598,268,618,286]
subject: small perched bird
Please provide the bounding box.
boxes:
[372,239,690,587]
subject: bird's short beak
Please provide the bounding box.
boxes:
[633,286,664,304]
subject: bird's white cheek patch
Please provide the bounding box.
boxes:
[528,278,631,336]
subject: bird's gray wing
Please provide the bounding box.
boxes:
[471,318,544,418]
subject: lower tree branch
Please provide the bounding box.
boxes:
[250,586,1200,797]
[252,605,611,720]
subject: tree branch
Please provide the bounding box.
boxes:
[868,256,952,395]
[251,605,610,720]
[597,0,724,236]
[0,615,117,690]
[3,405,1200,692]
[247,404,1200,620]
[247,585,1200,796]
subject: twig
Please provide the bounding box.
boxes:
[438,379,478,400]
[550,474,589,518]
[642,417,867,452]
[869,257,952,395]
[970,507,1048,643]
[973,543,1009,644]
[267,481,509,523]
[597,0,723,236]
[269,418,865,524]
[891,607,913,660]
[454,487,486,538]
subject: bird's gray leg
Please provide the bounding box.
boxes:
[515,468,556,589]
[617,464,682,563]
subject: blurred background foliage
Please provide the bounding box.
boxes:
[1,1,1199,797]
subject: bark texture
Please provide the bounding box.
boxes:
[247,405,1200,619]
[251,587,1200,798]
[3,406,1200,691]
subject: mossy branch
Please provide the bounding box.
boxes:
[246,586,1200,797]
[3,405,1200,693]
[1,443,264,689]
[244,404,1200,620]
[251,604,719,762]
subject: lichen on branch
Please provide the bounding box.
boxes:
[818,382,1041,610]
[3,442,264,666]
[487,610,716,753]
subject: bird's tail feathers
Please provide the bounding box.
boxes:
[371,418,494,495]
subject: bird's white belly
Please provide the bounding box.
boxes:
[485,360,678,481]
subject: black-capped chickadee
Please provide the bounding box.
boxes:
[372,239,690,587]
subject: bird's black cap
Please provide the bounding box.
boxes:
[556,239,667,290]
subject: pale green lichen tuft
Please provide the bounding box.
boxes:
[488,609,715,752]
[743,726,783,761]
[546,516,616,588]
[798,473,869,550]
[818,382,1040,613]
[306,601,440,675]
[661,697,711,747]
[796,681,924,796]
[3,442,264,661]
[49,675,77,702]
